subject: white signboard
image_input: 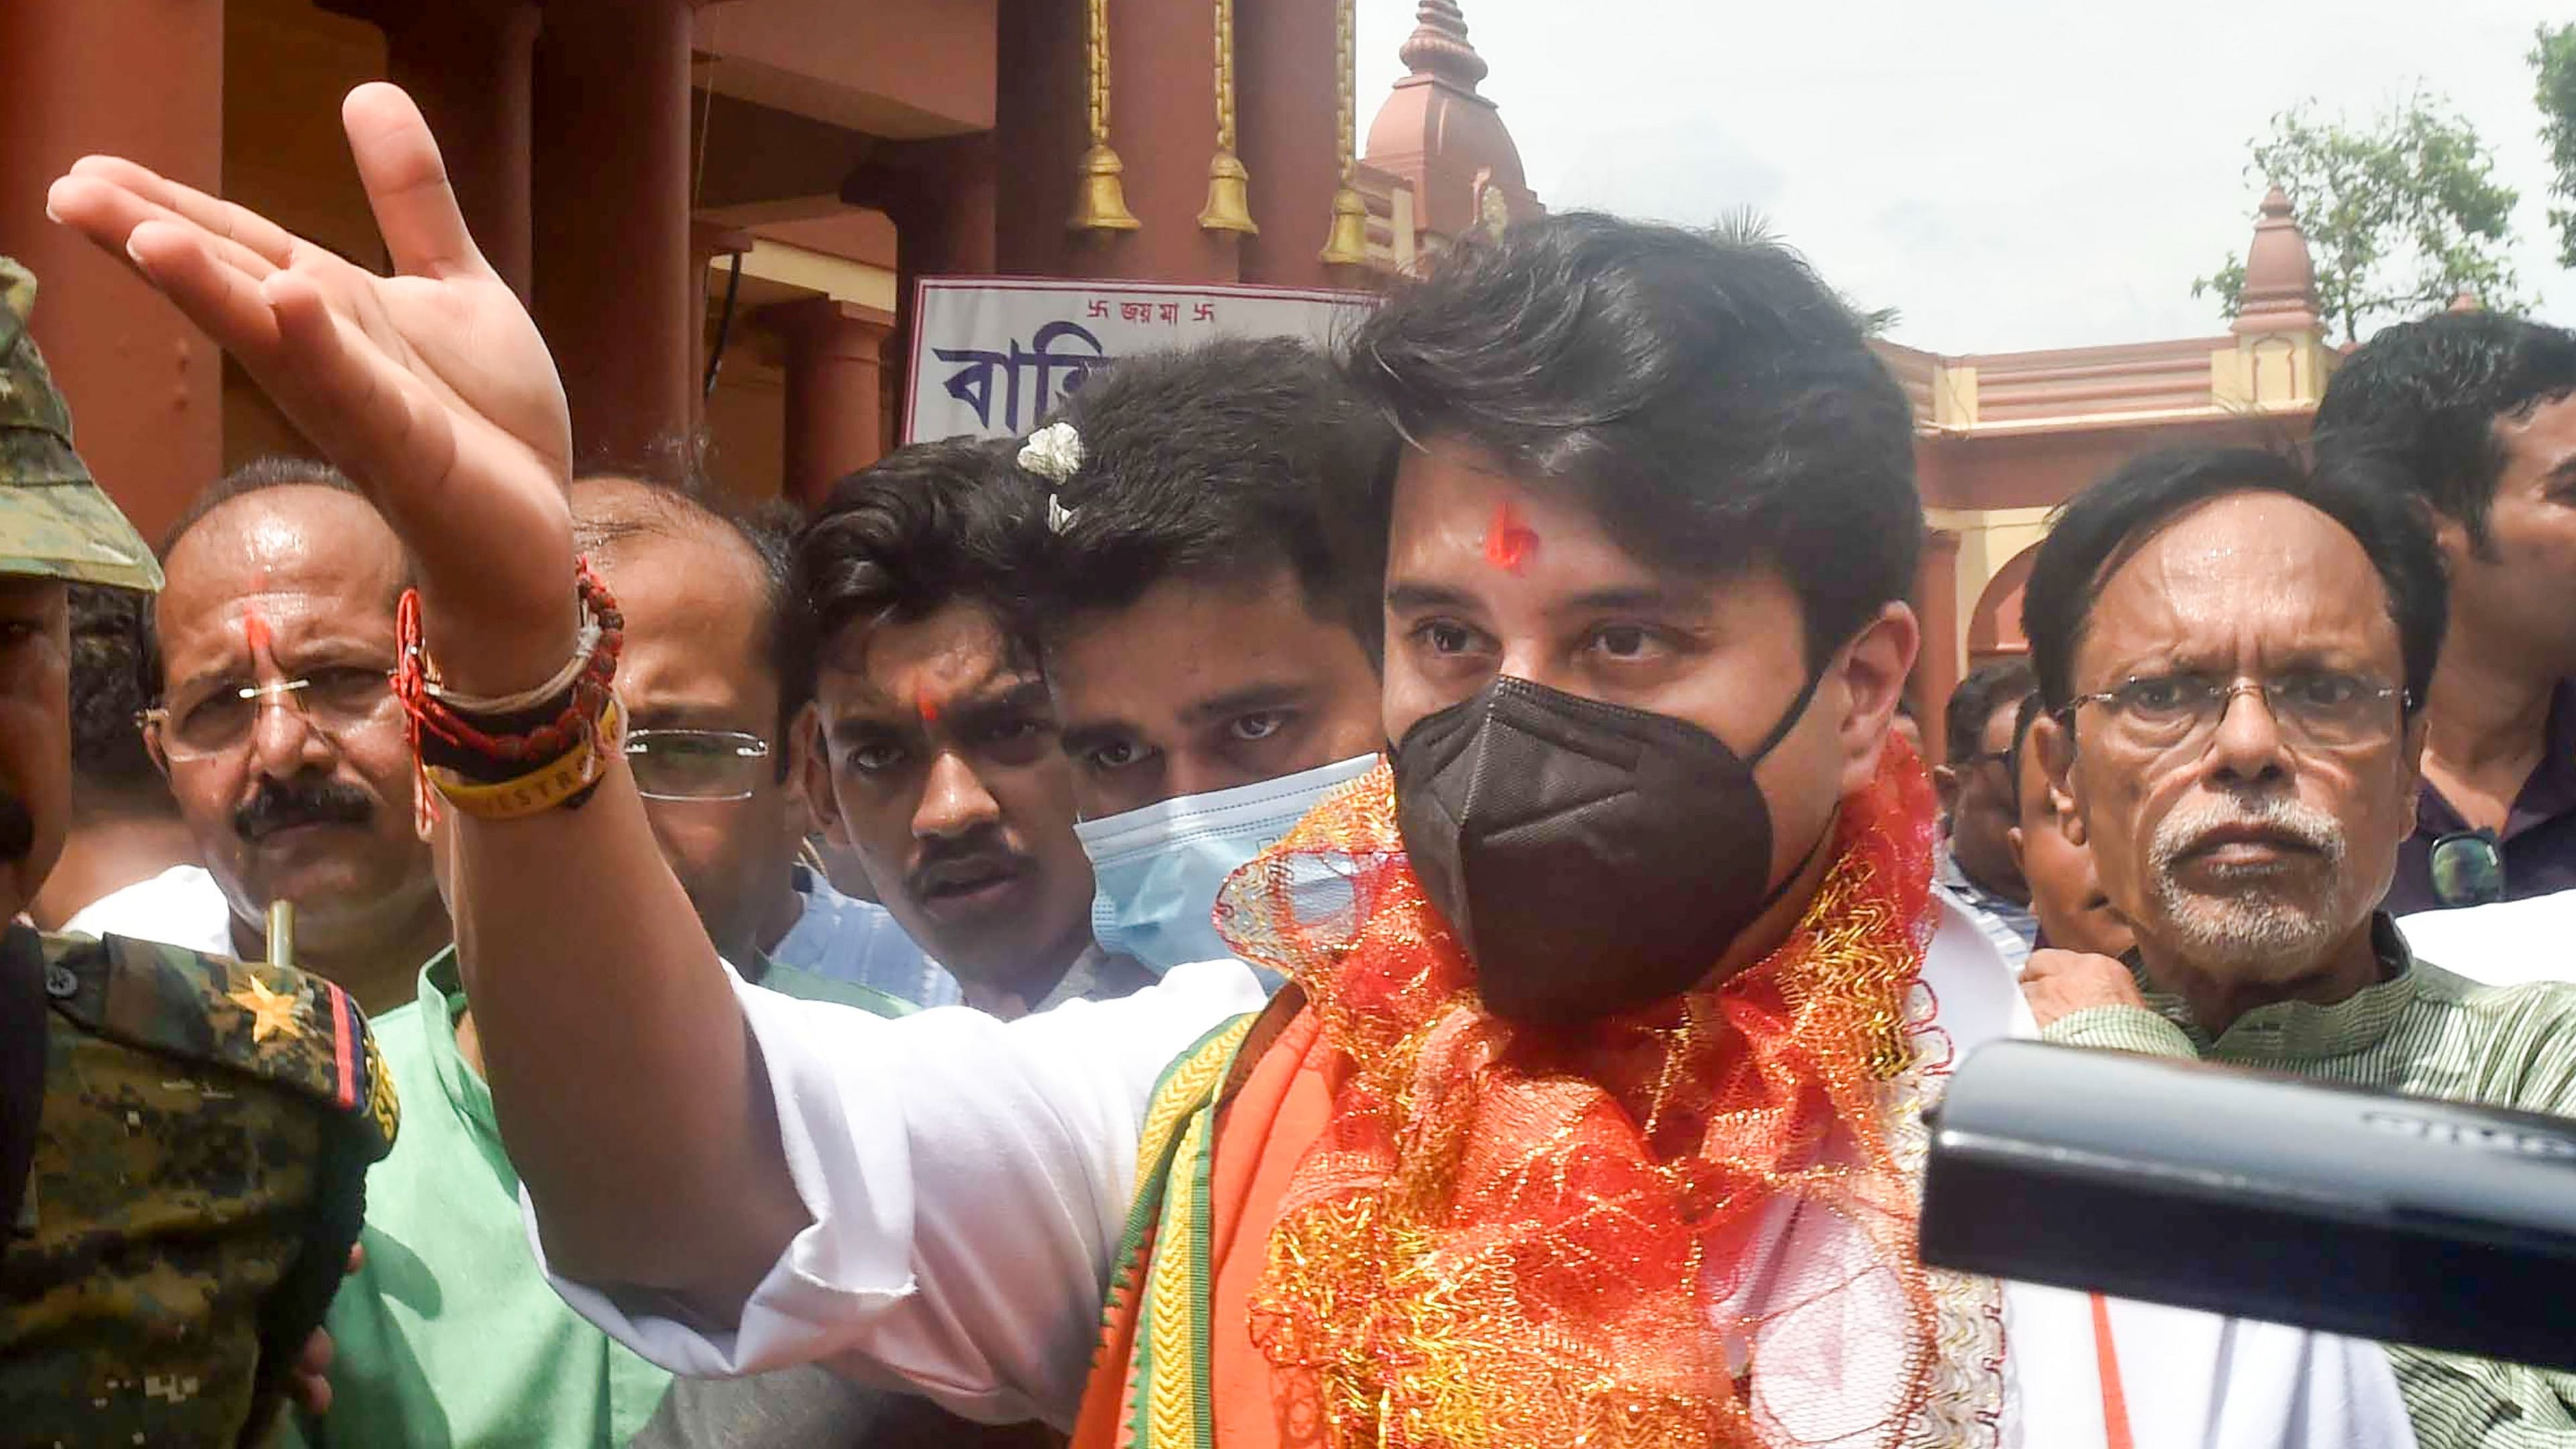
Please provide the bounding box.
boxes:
[903,277,1378,443]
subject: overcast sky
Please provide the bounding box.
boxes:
[1358,1,2575,353]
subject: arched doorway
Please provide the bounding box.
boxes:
[1966,543,2039,670]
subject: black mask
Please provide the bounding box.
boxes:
[1392,674,1829,1023]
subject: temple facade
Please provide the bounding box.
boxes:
[0,0,2330,764]
[1887,185,2337,759]
[0,0,1536,534]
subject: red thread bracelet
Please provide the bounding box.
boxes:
[395,557,625,765]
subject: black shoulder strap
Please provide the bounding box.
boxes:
[0,925,46,1236]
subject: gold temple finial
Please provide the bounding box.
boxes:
[1071,0,1141,232]
[1197,0,1258,233]
[1318,0,1369,265]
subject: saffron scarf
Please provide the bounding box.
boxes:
[1216,744,1943,1448]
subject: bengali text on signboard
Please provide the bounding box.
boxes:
[904,278,1378,442]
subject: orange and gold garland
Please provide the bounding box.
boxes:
[1218,741,1943,1448]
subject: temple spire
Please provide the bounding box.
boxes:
[2232,182,2320,335]
[1399,0,1488,93]
[1366,0,1537,248]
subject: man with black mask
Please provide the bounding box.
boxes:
[56,93,2411,1449]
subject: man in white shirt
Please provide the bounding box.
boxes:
[53,90,2414,1449]
[70,458,444,1012]
[787,440,1112,1019]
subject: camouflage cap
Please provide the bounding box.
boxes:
[0,258,160,592]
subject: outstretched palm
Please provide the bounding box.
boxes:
[48,83,577,693]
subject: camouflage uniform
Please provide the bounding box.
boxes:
[0,257,397,1448]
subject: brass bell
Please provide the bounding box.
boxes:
[1197,151,1259,234]
[1069,144,1142,233]
[1318,185,1371,266]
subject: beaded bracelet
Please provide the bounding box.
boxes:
[424,697,625,822]
[395,559,627,814]
[394,557,625,784]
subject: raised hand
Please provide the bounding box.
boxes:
[46,83,576,695]
[51,83,808,1309]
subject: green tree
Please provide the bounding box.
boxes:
[2194,93,2520,343]
[2535,23,2576,271]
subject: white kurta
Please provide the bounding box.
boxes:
[2397,889,2576,988]
[59,863,232,955]
[535,896,2416,1448]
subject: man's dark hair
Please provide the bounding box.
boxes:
[2021,446,2447,722]
[2006,690,2045,810]
[1945,657,2037,766]
[1024,336,1394,651]
[2312,311,2576,550]
[159,455,370,560]
[790,438,1048,706]
[571,470,802,759]
[66,584,170,822]
[1337,212,1921,667]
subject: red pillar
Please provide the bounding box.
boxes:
[844,135,996,447]
[0,0,224,544]
[531,0,695,467]
[367,1,539,300]
[1235,0,1341,290]
[991,0,1085,278]
[1085,0,1238,283]
[765,298,896,510]
[1913,527,1964,767]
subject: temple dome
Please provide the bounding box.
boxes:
[1363,1,1538,244]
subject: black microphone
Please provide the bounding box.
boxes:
[1921,1039,2576,1373]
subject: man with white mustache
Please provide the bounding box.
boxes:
[2017,445,2576,1448]
[2142,790,2351,979]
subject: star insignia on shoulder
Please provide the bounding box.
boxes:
[227,975,304,1044]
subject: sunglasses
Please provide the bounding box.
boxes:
[2427,828,2505,909]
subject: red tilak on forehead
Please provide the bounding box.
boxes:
[1483,502,1539,575]
[914,689,944,727]
[242,610,272,657]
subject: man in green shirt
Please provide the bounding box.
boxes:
[2016,445,2576,1448]
[305,476,907,1447]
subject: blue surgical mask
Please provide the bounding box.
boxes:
[1075,753,1381,973]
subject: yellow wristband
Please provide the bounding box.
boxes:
[428,698,625,822]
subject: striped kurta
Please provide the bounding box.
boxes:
[2045,915,2576,1449]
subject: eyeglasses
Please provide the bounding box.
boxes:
[2428,828,2506,908]
[625,729,772,802]
[138,667,400,763]
[2061,669,2406,753]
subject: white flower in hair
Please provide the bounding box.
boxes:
[1018,422,1085,482]
[1020,422,1085,533]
